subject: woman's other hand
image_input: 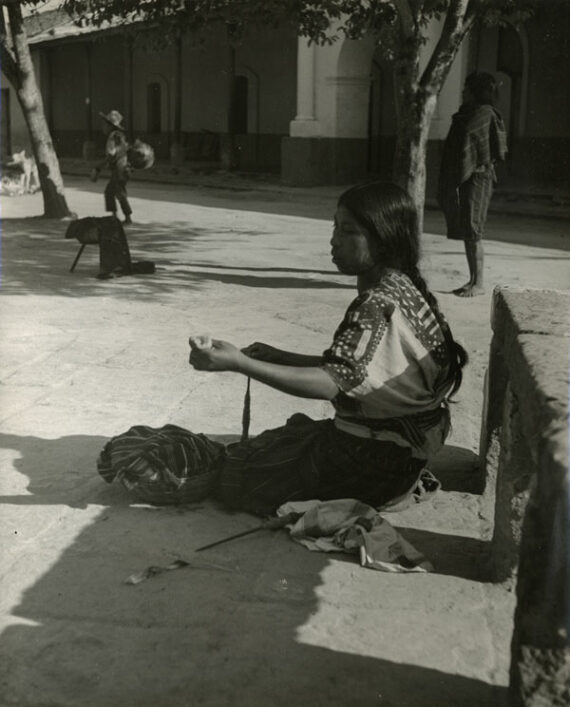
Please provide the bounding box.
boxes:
[189,334,212,351]
[189,338,242,372]
[241,342,284,363]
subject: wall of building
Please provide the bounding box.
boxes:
[133,23,295,167]
[0,52,48,157]
[236,26,297,135]
[285,4,569,189]
[515,5,569,184]
[6,21,295,169]
[38,36,127,158]
[3,6,567,184]
[454,3,568,186]
[1,72,28,156]
[283,18,471,189]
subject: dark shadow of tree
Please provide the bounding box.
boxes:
[0,428,490,584]
[0,430,507,707]
[0,217,352,299]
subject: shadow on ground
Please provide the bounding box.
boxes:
[0,217,351,299]
[0,427,490,589]
[1,430,505,707]
[432,445,481,493]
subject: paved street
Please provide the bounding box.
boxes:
[1,177,568,706]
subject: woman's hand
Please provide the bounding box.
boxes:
[190,336,337,399]
[189,337,242,372]
[241,342,285,364]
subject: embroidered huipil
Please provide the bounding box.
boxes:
[322,270,453,460]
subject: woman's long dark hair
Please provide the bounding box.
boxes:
[337,181,468,399]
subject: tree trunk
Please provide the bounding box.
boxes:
[7,5,72,219]
[389,3,476,233]
[392,92,436,234]
[391,40,437,234]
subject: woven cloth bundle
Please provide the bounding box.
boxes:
[97,424,224,504]
[127,139,155,170]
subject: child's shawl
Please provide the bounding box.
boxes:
[442,103,508,187]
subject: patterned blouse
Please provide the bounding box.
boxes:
[322,270,453,459]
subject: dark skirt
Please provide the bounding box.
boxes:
[216,413,425,516]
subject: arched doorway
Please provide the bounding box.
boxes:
[474,23,528,179]
[333,36,376,180]
[496,24,526,175]
[367,49,396,177]
[147,82,162,134]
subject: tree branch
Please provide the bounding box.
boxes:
[393,0,416,37]
[419,0,473,94]
[464,0,485,26]
[0,7,18,85]
[421,0,447,13]
[0,39,18,84]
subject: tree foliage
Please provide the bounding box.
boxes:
[55,0,538,214]
[60,1,536,47]
[1,0,541,217]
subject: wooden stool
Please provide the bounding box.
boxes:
[70,243,88,272]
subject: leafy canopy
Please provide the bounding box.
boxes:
[58,0,537,46]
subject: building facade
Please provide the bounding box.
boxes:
[2,4,568,194]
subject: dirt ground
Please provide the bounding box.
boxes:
[0,177,568,707]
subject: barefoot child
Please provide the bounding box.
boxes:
[437,72,508,297]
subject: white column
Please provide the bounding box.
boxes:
[289,38,321,137]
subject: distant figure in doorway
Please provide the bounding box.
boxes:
[438,72,507,297]
[90,110,133,226]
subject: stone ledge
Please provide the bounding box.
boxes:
[490,287,569,462]
[492,287,569,339]
[485,286,569,706]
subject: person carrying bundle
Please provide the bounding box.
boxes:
[91,109,133,225]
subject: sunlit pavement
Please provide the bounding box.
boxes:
[0,179,568,706]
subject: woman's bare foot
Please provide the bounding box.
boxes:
[452,282,472,295]
[454,284,485,297]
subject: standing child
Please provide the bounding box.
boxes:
[91,110,133,225]
[438,72,508,297]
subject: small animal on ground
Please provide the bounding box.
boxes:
[6,150,39,193]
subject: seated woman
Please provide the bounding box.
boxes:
[189,182,467,517]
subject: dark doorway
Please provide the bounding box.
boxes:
[147,82,162,134]
[232,75,248,135]
[497,25,524,175]
[367,52,396,177]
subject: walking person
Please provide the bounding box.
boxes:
[188,182,468,516]
[90,110,133,225]
[438,72,508,297]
